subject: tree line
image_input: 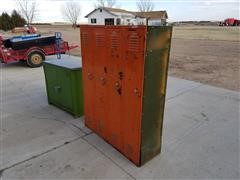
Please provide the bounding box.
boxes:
[0,10,26,31]
[0,0,155,31]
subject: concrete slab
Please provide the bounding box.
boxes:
[1,139,133,179]
[0,58,85,170]
[0,106,85,170]
[68,117,92,134]
[166,76,202,100]
[1,55,239,179]
[84,82,240,179]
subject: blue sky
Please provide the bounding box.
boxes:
[0,0,239,22]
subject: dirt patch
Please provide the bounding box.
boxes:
[172,26,240,41]
[169,38,240,91]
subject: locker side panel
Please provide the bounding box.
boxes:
[140,26,173,165]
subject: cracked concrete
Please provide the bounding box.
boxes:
[0,55,239,179]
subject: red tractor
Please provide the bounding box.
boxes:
[219,18,240,26]
[0,33,78,67]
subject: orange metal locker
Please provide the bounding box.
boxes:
[80,25,172,166]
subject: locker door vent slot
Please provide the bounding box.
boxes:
[111,31,120,49]
[81,32,89,47]
[118,71,123,80]
[128,32,140,53]
[96,32,104,47]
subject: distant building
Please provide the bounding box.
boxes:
[85,7,168,26]
[135,11,168,26]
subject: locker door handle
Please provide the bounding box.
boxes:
[115,81,122,95]
[100,77,106,85]
[54,86,61,92]
[87,72,93,80]
[133,88,141,97]
[115,81,120,89]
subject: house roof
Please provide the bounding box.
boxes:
[85,7,134,18]
[104,7,134,15]
[85,7,168,20]
[134,11,168,19]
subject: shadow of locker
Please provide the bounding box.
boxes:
[80,25,172,166]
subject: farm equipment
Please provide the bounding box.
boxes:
[0,33,78,67]
[219,18,240,26]
[12,25,37,34]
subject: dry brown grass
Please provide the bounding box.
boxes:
[173,26,240,41]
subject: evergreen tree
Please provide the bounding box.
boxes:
[0,12,13,31]
[11,10,26,28]
[0,10,26,31]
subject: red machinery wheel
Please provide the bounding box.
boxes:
[27,51,45,67]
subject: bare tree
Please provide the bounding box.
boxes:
[95,0,117,8]
[106,0,117,7]
[17,0,37,25]
[62,1,81,29]
[95,0,105,7]
[136,0,154,12]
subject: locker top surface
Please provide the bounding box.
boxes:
[44,59,82,70]
[80,25,147,28]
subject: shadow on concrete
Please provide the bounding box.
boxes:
[1,61,28,69]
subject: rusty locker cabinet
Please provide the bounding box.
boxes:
[80,25,172,166]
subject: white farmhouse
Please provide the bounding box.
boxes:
[85,7,168,26]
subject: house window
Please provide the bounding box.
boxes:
[91,18,97,24]
[116,18,121,25]
[105,18,114,25]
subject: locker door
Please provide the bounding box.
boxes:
[104,28,125,150]
[44,65,59,104]
[122,27,146,165]
[93,28,108,136]
[58,69,73,111]
[80,28,96,130]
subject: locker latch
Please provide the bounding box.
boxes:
[87,72,93,80]
[133,88,141,97]
[100,77,106,85]
[54,86,61,92]
[115,81,122,95]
